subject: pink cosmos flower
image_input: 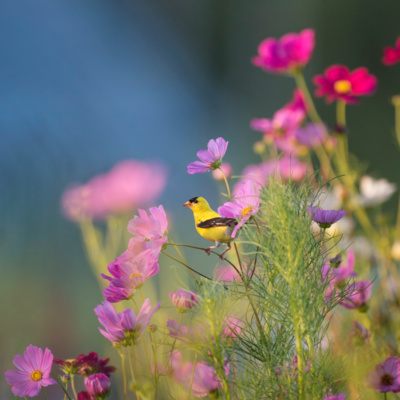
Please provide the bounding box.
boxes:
[323,394,346,400]
[102,256,159,303]
[169,289,198,313]
[264,157,308,182]
[187,138,229,174]
[218,180,261,238]
[78,392,92,400]
[212,162,232,180]
[61,160,167,221]
[252,29,315,74]
[308,206,346,228]
[368,357,400,393]
[382,37,400,66]
[122,206,168,262]
[84,373,111,399]
[5,344,57,397]
[95,299,160,346]
[340,280,372,311]
[313,65,377,104]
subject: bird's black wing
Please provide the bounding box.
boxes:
[197,217,237,229]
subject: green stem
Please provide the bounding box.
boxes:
[51,372,73,400]
[161,251,210,281]
[293,69,323,124]
[119,350,127,400]
[168,238,198,282]
[295,324,305,400]
[217,166,231,201]
[42,387,48,400]
[189,352,198,398]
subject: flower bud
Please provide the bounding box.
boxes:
[169,289,198,313]
[61,374,71,383]
[147,324,157,333]
[329,254,342,269]
[84,373,111,399]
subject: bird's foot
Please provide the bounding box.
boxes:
[205,248,211,256]
[218,254,225,260]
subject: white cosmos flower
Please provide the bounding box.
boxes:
[359,175,396,207]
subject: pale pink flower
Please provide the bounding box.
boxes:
[340,280,372,311]
[5,345,57,397]
[167,320,209,344]
[61,160,167,221]
[223,316,243,339]
[214,265,242,283]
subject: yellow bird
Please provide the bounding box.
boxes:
[183,196,236,259]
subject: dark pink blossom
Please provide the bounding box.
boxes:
[187,138,229,174]
[252,29,315,74]
[169,289,198,313]
[5,344,57,398]
[78,392,92,400]
[61,160,167,221]
[382,37,400,66]
[84,373,111,399]
[313,65,377,104]
[368,357,400,393]
[308,206,346,228]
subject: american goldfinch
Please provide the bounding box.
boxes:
[183,196,236,259]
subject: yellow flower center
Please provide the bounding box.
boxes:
[129,272,142,279]
[31,370,43,381]
[334,80,352,94]
[241,206,252,217]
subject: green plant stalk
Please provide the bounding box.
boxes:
[189,352,198,398]
[51,372,73,400]
[217,166,232,201]
[168,238,198,282]
[42,387,48,400]
[119,350,127,400]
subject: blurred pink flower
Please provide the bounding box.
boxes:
[322,250,357,284]
[368,357,400,393]
[166,320,209,344]
[252,29,315,74]
[169,352,229,398]
[212,162,232,180]
[294,123,327,148]
[382,37,400,66]
[95,299,160,346]
[214,265,242,283]
[61,160,167,221]
[323,394,346,400]
[223,316,243,339]
[350,321,371,345]
[219,180,261,238]
[169,289,198,313]
[5,344,57,398]
[313,65,377,104]
[77,392,92,400]
[102,256,159,303]
[284,89,308,114]
[187,138,229,174]
[340,280,372,311]
[84,373,111,399]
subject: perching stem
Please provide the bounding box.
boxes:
[217,166,232,201]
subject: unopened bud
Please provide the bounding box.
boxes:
[62,374,71,383]
[329,254,342,268]
[147,324,157,333]
[253,141,266,155]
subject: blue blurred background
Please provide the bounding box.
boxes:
[2,0,400,397]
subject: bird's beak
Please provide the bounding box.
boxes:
[183,201,191,207]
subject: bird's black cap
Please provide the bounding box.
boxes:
[188,197,199,203]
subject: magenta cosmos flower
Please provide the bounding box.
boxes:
[187,137,229,174]
[382,37,400,66]
[252,29,315,74]
[219,180,261,238]
[5,344,57,397]
[84,373,111,399]
[61,160,167,221]
[102,256,159,303]
[313,65,377,104]
[95,299,160,346]
[340,280,372,311]
[308,206,346,228]
[368,357,400,393]
[169,289,198,313]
